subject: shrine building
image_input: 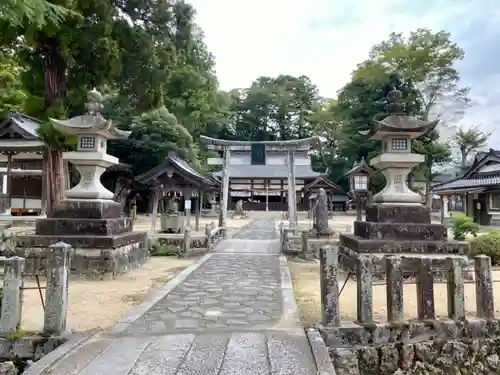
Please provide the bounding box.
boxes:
[208,142,346,211]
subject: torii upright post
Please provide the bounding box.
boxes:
[287,149,297,227]
[219,146,230,228]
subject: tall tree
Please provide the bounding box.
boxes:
[454,126,491,169]
[227,75,320,141]
[356,28,470,123]
[0,48,28,119]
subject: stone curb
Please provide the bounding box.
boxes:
[277,256,301,328]
[306,328,336,375]
[21,330,98,375]
[107,253,214,334]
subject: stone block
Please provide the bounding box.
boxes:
[339,233,468,254]
[36,217,132,236]
[354,221,447,241]
[16,231,146,249]
[365,204,431,224]
[52,200,123,219]
[12,239,148,279]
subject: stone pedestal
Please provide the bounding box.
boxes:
[339,204,469,277]
[13,200,148,278]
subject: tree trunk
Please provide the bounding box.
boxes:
[45,149,64,217]
[39,36,67,105]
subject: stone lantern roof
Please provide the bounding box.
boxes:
[360,87,438,140]
[49,89,131,140]
[344,157,375,177]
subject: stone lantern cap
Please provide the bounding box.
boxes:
[49,89,131,140]
[359,87,438,140]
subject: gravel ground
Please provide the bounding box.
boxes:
[21,257,197,332]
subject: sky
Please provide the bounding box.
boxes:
[187,0,500,147]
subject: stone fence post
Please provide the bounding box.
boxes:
[475,255,494,318]
[0,257,25,333]
[182,228,191,254]
[301,230,310,260]
[319,244,340,326]
[386,256,403,322]
[43,242,72,336]
[205,224,212,250]
[357,255,373,323]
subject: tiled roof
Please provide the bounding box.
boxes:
[432,174,500,191]
[211,165,320,179]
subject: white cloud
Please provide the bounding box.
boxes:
[187,0,500,146]
[188,0,476,97]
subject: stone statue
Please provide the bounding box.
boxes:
[314,188,330,236]
[233,199,247,219]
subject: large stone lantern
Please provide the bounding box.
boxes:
[14,89,148,278]
[338,87,469,278]
[359,87,438,205]
[50,88,131,201]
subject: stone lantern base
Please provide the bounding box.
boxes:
[12,199,148,278]
[339,204,470,277]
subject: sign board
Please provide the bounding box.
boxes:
[184,199,192,210]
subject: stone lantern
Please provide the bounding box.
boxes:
[17,89,148,278]
[345,157,374,221]
[50,88,131,201]
[359,87,438,205]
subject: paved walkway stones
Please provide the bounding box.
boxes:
[25,219,320,375]
[126,253,282,333]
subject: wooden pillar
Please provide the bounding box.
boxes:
[265,180,269,211]
[287,150,297,227]
[219,147,230,228]
[195,190,202,231]
[150,186,160,233]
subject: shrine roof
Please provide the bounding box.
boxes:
[432,148,500,193]
[0,112,44,152]
[302,175,345,193]
[211,165,320,179]
[136,153,217,189]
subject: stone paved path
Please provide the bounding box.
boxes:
[26,219,318,375]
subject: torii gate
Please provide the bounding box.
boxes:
[200,136,318,228]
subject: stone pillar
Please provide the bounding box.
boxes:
[446,257,465,320]
[301,230,310,260]
[195,191,202,231]
[287,150,297,227]
[441,195,450,224]
[184,189,192,229]
[475,255,494,318]
[150,186,160,233]
[205,224,211,250]
[416,258,435,320]
[182,228,191,254]
[44,242,72,336]
[386,256,404,322]
[355,194,362,221]
[356,255,373,323]
[0,257,25,333]
[315,188,329,236]
[319,245,340,326]
[220,147,230,228]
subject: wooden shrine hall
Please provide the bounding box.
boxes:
[136,152,220,232]
[0,112,46,216]
[200,136,346,227]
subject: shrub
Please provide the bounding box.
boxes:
[451,213,479,240]
[470,231,500,265]
[150,243,180,257]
